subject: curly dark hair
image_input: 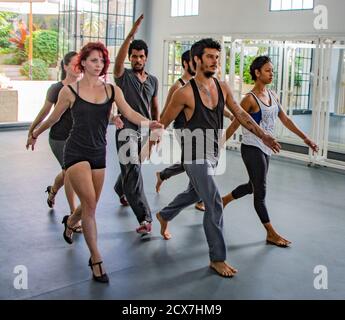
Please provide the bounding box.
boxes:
[128,39,148,58]
[190,38,221,69]
[249,56,272,81]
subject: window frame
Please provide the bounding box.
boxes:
[269,0,314,12]
[170,0,199,17]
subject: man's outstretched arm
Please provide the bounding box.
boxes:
[114,14,144,78]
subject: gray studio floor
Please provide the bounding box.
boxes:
[0,126,345,300]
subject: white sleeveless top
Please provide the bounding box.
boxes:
[242,89,280,156]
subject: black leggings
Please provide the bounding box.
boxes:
[231,144,270,224]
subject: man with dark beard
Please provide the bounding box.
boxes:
[113,14,159,234]
[155,38,281,277]
[156,50,233,213]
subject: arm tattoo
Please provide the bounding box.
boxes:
[235,111,263,138]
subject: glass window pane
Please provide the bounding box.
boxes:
[100,0,108,13]
[107,14,116,40]
[192,0,198,15]
[82,12,92,37]
[109,0,117,14]
[281,0,292,10]
[117,0,125,15]
[171,0,178,16]
[80,0,92,11]
[185,0,192,15]
[91,0,100,12]
[98,14,107,37]
[303,0,314,9]
[292,0,303,9]
[124,16,133,36]
[116,15,124,39]
[271,0,281,11]
[178,0,185,16]
[172,0,198,16]
[125,0,134,16]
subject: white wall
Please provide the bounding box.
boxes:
[134,0,151,41]
[135,0,345,107]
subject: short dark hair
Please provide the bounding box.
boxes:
[60,51,78,80]
[181,50,191,67]
[128,39,148,58]
[190,38,221,69]
[250,56,272,81]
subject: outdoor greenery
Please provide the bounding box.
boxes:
[234,53,256,84]
[0,12,18,48]
[0,47,15,54]
[33,15,58,32]
[293,56,303,88]
[25,30,58,66]
[21,58,48,80]
[3,50,26,65]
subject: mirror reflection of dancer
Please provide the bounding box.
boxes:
[26,42,163,283]
[155,39,281,277]
[222,56,319,247]
[26,52,82,231]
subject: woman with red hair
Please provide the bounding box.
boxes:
[26,42,163,283]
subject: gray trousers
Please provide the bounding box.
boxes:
[160,161,226,262]
[159,163,185,181]
[114,130,152,223]
[159,129,185,180]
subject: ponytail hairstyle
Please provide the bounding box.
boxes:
[249,56,272,81]
[60,51,78,80]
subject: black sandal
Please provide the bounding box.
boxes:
[70,212,83,233]
[73,224,83,233]
[45,186,57,208]
[61,215,79,244]
[88,258,109,283]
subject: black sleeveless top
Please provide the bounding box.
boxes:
[65,83,114,153]
[173,78,187,129]
[182,78,224,162]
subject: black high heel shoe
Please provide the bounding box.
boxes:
[88,258,109,283]
[62,215,79,245]
[45,186,56,208]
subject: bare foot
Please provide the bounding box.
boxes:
[195,201,205,212]
[266,233,291,247]
[155,172,163,193]
[209,261,238,277]
[156,212,171,240]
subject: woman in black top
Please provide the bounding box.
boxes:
[27,52,81,223]
[26,42,163,283]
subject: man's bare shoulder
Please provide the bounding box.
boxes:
[169,80,183,93]
[170,82,193,106]
[175,81,193,96]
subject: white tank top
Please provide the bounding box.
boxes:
[241,89,280,156]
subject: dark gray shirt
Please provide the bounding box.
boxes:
[47,81,73,141]
[115,68,158,131]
